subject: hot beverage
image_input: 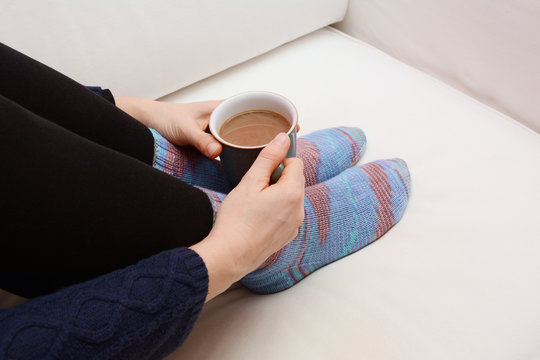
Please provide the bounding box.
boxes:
[219,110,291,146]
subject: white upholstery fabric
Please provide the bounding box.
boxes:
[334,0,540,134]
[161,28,540,360]
[2,2,539,358]
[0,0,347,100]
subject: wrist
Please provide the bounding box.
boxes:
[189,234,244,302]
[115,97,157,128]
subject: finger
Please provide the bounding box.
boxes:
[277,157,305,190]
[197,100,224,128]
[274,158,305,226]
[243,133,290,187]
[200,99,224,114]
[190,129,222,158]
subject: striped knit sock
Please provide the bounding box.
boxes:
[151,127,366,192]
[195,186,226,219]
[297,127,366,186]
[151,129,233,193]
[241,158,411,294]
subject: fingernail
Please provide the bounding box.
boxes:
[271,133,288,147]
[207,142,220,155]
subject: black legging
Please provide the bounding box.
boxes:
[0,43,214,298]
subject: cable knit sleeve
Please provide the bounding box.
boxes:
[0,247,208,360]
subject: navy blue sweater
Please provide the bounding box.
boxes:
[0,248,208,359]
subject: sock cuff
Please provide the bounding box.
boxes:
[195,186,226,224]
[149,128,171,171]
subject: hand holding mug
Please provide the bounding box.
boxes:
[190,133,305,301]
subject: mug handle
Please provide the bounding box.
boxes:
[269,163,285,184]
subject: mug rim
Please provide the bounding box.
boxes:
[209,90,298,150]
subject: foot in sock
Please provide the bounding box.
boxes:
[151,128,234,193]
[151,127,366,191]
[240,158,411,294]
[297,126,366,186]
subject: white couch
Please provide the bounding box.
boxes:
[1,1,539,359]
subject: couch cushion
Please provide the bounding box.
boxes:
[334,0,540,134]
[0,0,347,100]
[162,27,540,360]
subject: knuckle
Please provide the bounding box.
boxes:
[283,187,302,204]
[291,190,304,205]
[202,133,213,145]
[195,134,207,148]
[240,171,257,186]
[284,187,299,202]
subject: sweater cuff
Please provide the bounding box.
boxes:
[86,86,116,105]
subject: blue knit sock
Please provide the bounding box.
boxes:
[151,127,366,192]
[297,127,366,186]
[151,129,233,193]
[241,158,411,294]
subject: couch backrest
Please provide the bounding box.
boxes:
[0,0,347,100]
[335,0,540,133]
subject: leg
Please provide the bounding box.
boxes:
[0,95,213,298]
[0,42,154,164]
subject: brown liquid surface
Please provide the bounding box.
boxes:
[219,110,290,146]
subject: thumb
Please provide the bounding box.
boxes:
[191,129,222,158]
[243,133,290,187]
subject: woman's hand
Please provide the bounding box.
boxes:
[190,133,305,301]
[115,97,223,158]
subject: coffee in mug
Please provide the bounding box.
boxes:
[219,110,291,146]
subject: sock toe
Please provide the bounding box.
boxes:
[364,158,411,226]
[335,127,367,165]
[297,127,367,186]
